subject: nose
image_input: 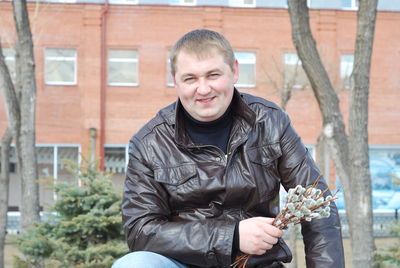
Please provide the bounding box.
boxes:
[197,78,211,95]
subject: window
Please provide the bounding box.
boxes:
[370,148,400,192]
[169,0,196,5]
[180,0,196,5]
[166,51,174,87]
[45,48,77,85]
[108,49,138,86]
[2,47,15,80]
[335,147,400,211]
[229,0,256,7]
[235,52,256,87]
[36,144,80,184]
[104,146,128,174]
[109,0,138,4]
[56,0,77,3]
[104,145,128,190]
[370,147,400,210]
[342,0,358,10]
[0,146,16,173]
[283,53,308,89]
[340,54,354,89]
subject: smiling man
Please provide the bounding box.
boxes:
[113,29,345,268]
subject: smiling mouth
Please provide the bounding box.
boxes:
[197,97,216,104]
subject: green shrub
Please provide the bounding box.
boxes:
[15,160,129,268]
[375,220,400,268]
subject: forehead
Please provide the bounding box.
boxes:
[175,50,227,73]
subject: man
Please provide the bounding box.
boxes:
[113,29,344,268]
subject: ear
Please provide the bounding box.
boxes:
[232,59,239,84]
[171,72,177,87]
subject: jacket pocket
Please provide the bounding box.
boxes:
[154,164,201,205]
[247,143,282,166]
[247,143,282,202]
[154,164,197,186]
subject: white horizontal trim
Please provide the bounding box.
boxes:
[45,81,77,85]
[108,82,138,86]
[46,56,76,61]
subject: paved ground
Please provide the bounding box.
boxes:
[4,237,398,267]
[295,237,397,267]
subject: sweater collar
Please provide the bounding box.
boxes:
[172,89,256,147]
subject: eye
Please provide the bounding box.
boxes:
[209,73,220,78]
[184,77,195,83]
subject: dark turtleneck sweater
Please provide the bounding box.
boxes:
[183,104,233,154]
[182,103,240,259]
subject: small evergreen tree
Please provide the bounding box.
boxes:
[15,160,128,268]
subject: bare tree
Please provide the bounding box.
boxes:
[263,53,322,268]
[287,0,378,267]
[0,127,12,268]
[0,0,39,241]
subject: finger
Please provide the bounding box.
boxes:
[262,234,278,246]
[255,217,275,224]
[263,235,278,245]
[263,225,283,238]
[255,248,267,255]
[259,240,274,251]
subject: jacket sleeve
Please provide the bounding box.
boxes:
[277,113,345,268]
[122,137,236,268]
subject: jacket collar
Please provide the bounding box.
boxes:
[163,88,256,147]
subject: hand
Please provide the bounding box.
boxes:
[238,217,283,255]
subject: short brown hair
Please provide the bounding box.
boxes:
[170,29,235,75]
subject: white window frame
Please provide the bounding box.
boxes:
[108,49,139,87]
[2,47,15,79]
[235,52,256,88]
[342,0,358,10]
[36,144,81,181]
[340,54,354,89]
[180,0,196,6]
[45,48,77,86]
[369,145,400,212]
[283,52,308,89]
[104,144,129,173]
[109,0,138,4]
[3,48,15,63]
[229,0,256,8]
[55,0,77,3]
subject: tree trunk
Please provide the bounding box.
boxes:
[287,0,378,267]
[315,134,329,178]
[280,86,292,111]
[12,0,40,232]
[0,128,12,268]
[348,0,378,266]
[0,0,39,235]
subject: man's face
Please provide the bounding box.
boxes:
[173,50,239,122]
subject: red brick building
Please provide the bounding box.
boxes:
[0,0,399,216]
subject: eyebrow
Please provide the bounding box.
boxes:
[180,68,223,78]
[206,68,223,74]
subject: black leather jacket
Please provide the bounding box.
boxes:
[122,90,345,268]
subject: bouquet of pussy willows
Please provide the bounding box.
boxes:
[231,177,338,268]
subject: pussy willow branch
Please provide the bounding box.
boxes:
[231,177,338,268]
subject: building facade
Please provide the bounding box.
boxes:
[1,0,399,215]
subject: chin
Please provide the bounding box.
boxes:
[200,115,218,122]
